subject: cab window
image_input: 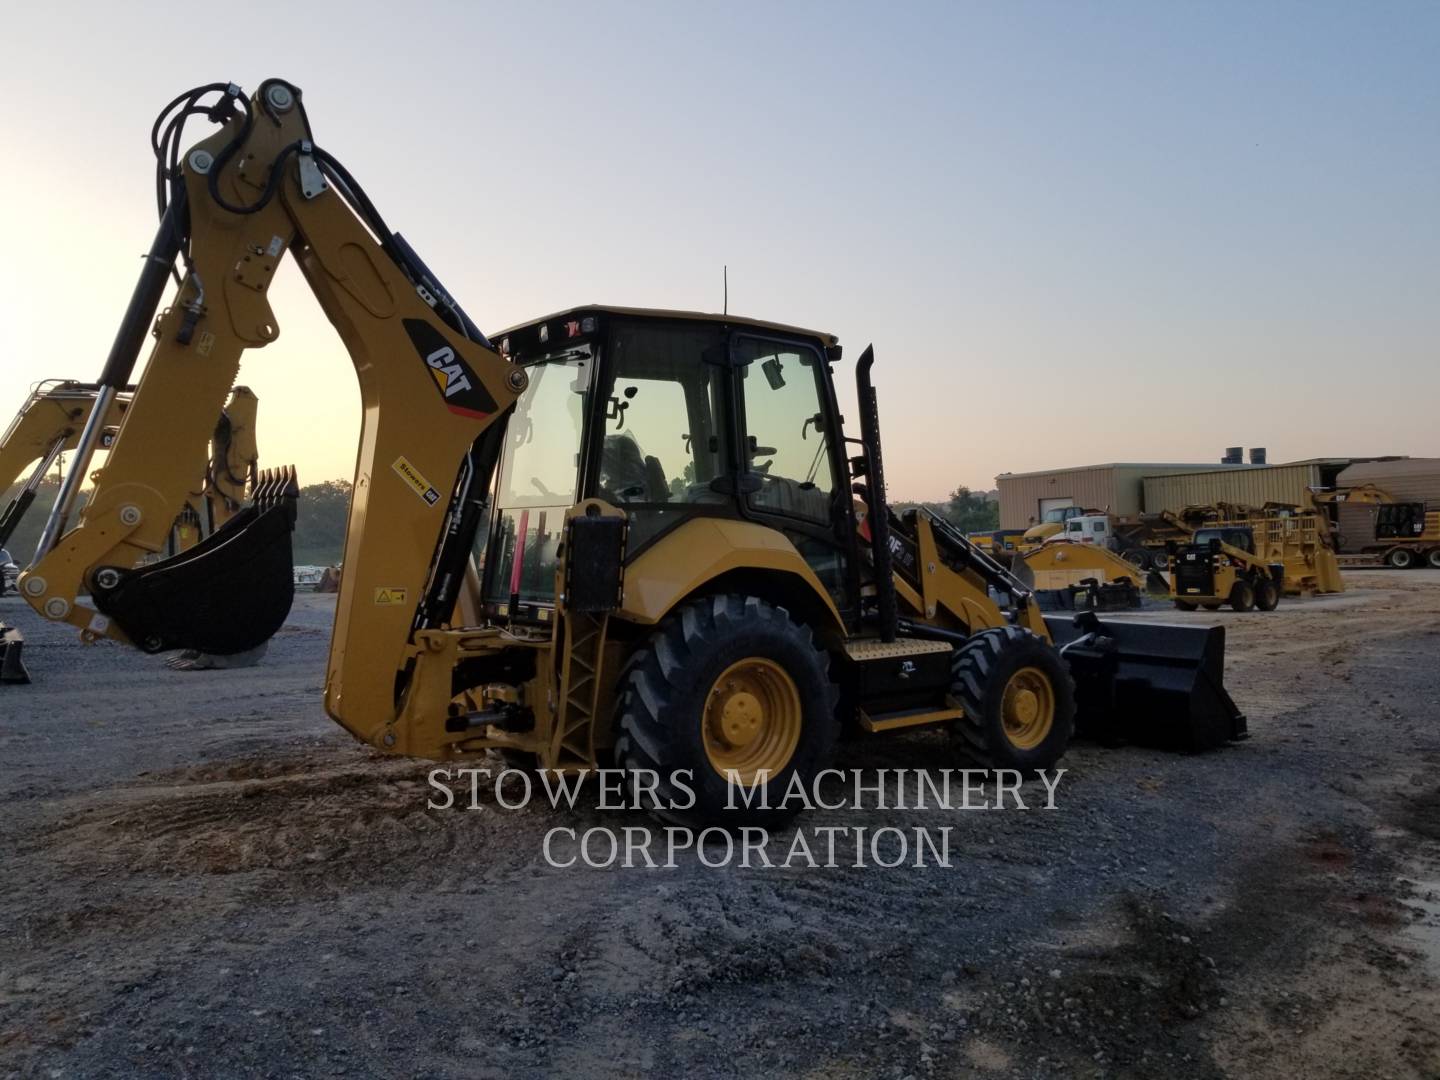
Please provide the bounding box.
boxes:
[485,350,590,609]
[597,322,728,507]
[735,338,835,524]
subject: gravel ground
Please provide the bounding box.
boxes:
[2,570,1439,1079]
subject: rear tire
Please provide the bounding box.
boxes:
[1174,599,1198,611]
[1254,578,1280,611]
[613,594,839,828]
[1121,548,1148,570]
[1387,547,1416,569]
[1428,549,1440,569]
[1150,550,1171,573]
[949,626,1075,772]
[1229,580,1256,612]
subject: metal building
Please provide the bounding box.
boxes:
[1336,458,1440,504]
[996,463,1241,530]
[1141,461,1345,514]
[997,457,1377,529]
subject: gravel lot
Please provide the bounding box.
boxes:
[2,570,1439,1079]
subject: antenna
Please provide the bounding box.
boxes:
[723,265,728,315]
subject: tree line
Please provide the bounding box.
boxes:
[890,486,1000,533]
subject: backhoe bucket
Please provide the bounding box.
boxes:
[0,624,29,684]
[91,467,299,655]
[1044,612,1246,752]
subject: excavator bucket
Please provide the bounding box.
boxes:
[0,624,29,684]
[90,467,300,655]
[1044,611,1246,752]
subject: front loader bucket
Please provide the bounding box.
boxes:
[0,624,30,684]
[91,468,299,655]
[1044,612,1246,752]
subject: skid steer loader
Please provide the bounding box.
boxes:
[1160,527,1284,613]
[16,78,1245,823]
[0,380,270,682]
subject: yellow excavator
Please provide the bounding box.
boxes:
[0,381,265,681]
[13,79,1245,822]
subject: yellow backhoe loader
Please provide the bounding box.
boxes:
[0,380,265,682]
[14,79,1245,823]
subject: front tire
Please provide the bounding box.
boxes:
[1254,578,1281,611]
[950,627,1075,772]
[1229,580,1256,612]
[1428,549,1440,569]
[613,594,839,827]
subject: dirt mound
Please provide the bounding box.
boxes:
[40,754,482,883]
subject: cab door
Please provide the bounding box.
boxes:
[731,334,857,617]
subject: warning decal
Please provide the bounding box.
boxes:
[374,587,408,606]
[392,456,442,506]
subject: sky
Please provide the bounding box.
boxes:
[1,1,1436,501]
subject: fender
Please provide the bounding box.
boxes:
[620,517,845,636]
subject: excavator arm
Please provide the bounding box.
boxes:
[17,79,522,748]
[0,381,259,558]
[0,381,131,553]
[0,381,259,680]
[188,386,260,536]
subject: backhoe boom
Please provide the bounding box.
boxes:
[18,79,522,748]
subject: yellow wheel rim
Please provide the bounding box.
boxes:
[702,658,803,783]
[1000,665,1055,750]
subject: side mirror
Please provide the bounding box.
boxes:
[762,356,786,390]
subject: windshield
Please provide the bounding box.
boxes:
[1194,527,1253,553]
[485,348,591,611]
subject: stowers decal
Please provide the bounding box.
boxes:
[392,456,442,506]
[402,318,499,420]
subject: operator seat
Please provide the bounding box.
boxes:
[600,433,669,503]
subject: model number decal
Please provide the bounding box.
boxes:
[392,455,441,506]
